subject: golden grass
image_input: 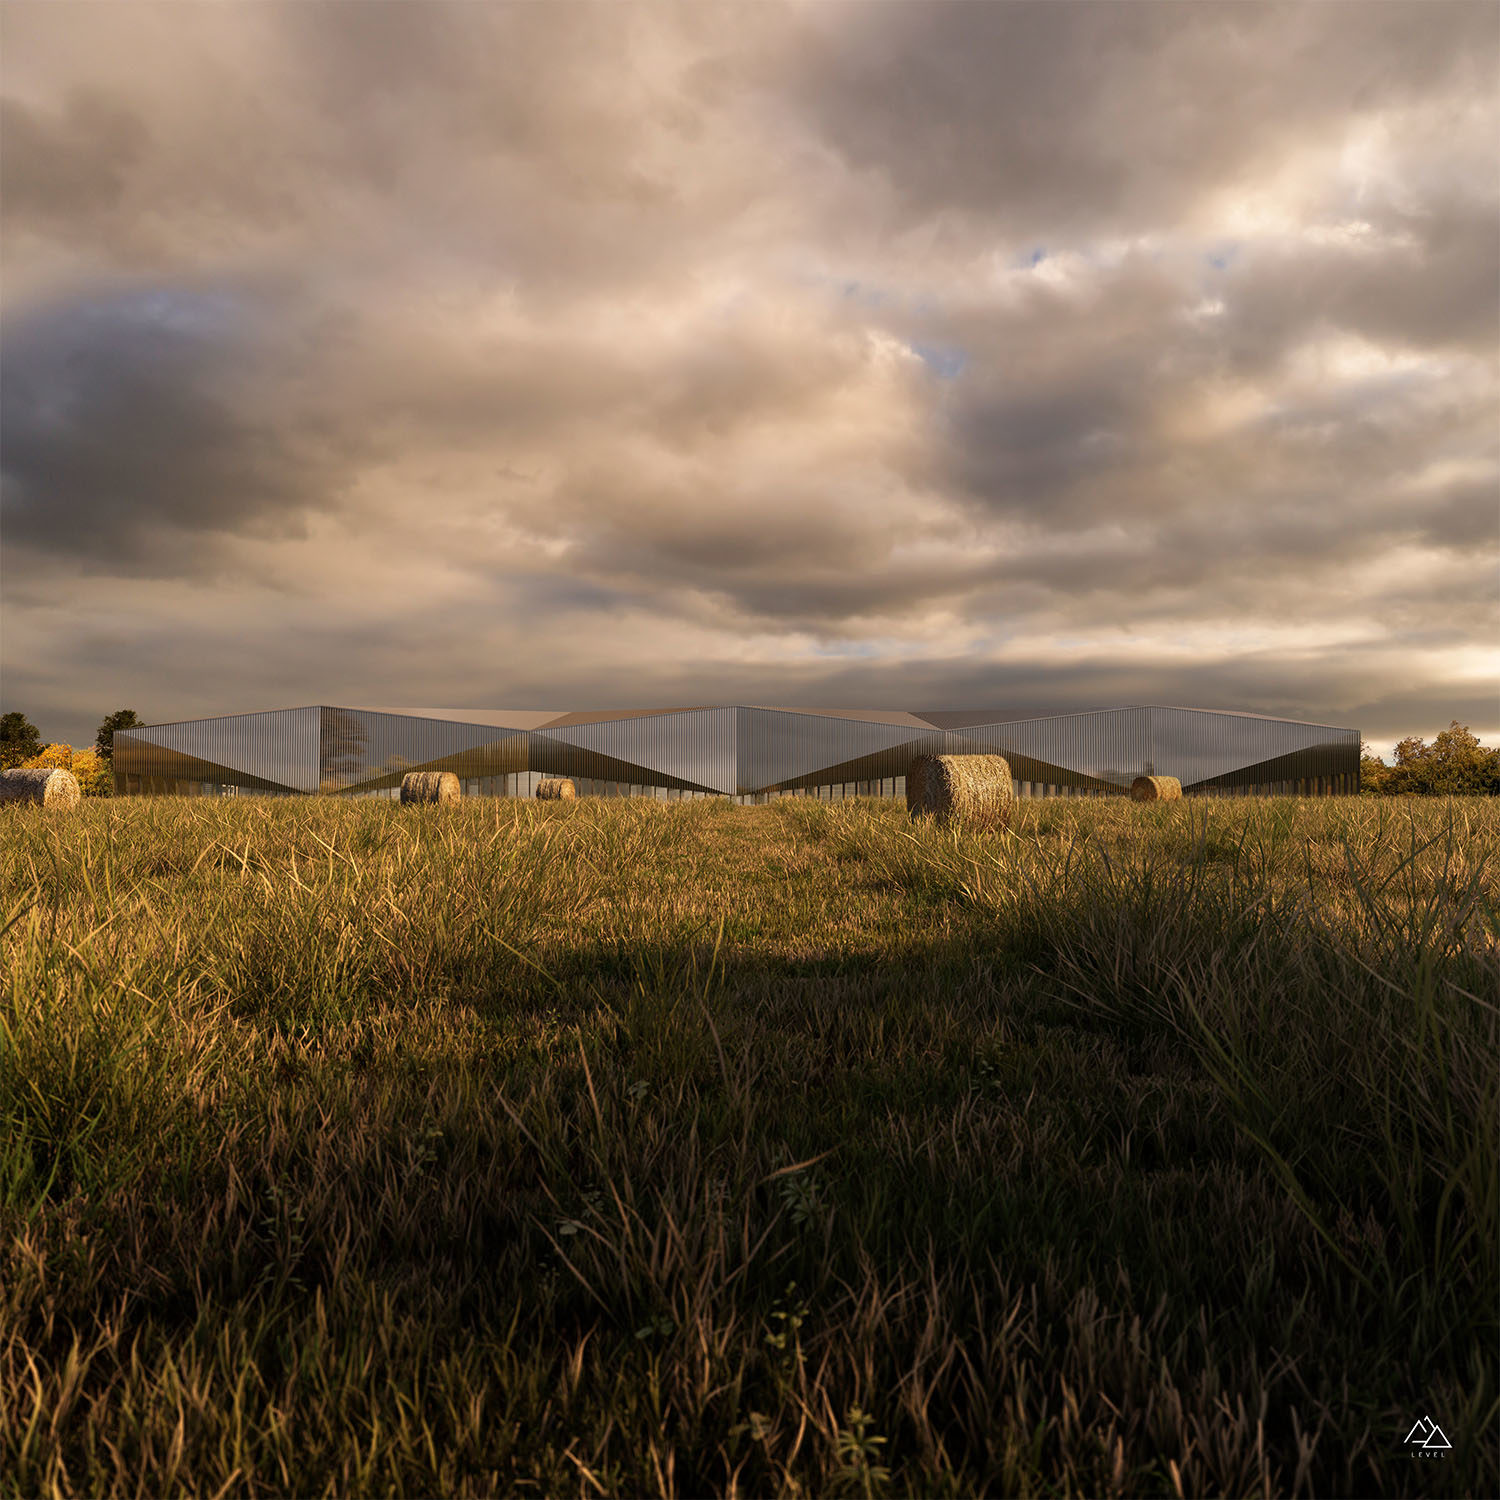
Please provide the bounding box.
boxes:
[0,791,1493,1498]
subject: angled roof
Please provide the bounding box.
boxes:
[352,707,560,730]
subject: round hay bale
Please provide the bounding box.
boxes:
[400,771,461,805]
[0,767,82,809]
[906,754,1013,826]
[1130,775,1182,802]
[535,778,576,801]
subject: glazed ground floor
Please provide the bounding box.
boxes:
[125,771,1360,801]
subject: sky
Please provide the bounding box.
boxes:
[2,0,1497,758]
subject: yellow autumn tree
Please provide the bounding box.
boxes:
[24,742,73,771]
[22,743,113,795]
[72,747,114,797]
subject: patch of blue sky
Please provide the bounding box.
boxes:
[840,279,890,308]
[1009,247,1047,269]
[791,268,903,311]
[809,639,886,661]
[498,571,623,616]
[1205,241,1241,271]
[97,284,248,339]
[905,293,942,321]
[909,342,968,380]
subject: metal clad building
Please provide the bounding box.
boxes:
[113,705,1361,799]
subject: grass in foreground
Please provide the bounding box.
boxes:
[0,793,1495,1498]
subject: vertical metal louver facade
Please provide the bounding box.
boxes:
[536,709,738,795]
[113,707,321,796]
[113,704,1361,799]
[737,709,943,796]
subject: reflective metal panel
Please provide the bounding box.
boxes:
[1149,707,1337,790]
[738,707,943,794]
[115,707,321,794]
[537,708,737,795]
[112,703,1362,798]
[952,709,1149,791]
[319,708,529,793]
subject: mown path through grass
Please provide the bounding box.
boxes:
[1,795,1495,1497]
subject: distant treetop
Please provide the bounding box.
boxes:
[1,711,42,771]
[1362,722,1499,796]
[96,709,142,761]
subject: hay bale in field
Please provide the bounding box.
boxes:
[0,767,82,809]
[906,754,1013,826]
[1130,775,1182,802]
[400,771,461,805]
[535,778,576,801]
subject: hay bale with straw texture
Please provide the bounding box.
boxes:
[0,767,82,809]
[535,779,576,801]
[401,771,461,805]
[1130,775,1182,802]
[906,754,1013,826]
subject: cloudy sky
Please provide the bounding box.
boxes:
[3,0,1496,755]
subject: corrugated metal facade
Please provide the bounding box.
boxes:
[114,707,321,796]
[537,709,737,795]
[113,704,1361,799]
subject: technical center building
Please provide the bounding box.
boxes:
[114,704,1361,800]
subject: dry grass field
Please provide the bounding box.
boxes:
[1,793,1495,1497]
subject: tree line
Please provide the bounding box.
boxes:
[1359,721,1500,797]
[0,710,141,796]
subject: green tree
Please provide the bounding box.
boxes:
[95,708,141,761]
[1384,721,1500,796]
[1,711,42,770]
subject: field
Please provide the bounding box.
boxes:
[1,793,1495,1498]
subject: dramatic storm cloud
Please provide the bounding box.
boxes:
[2,0,1496,753]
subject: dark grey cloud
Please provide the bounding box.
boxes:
[787,0,1497,241]
[1417,475,1500,553]
[1209,199,1500,374]
[1,282,359,571]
